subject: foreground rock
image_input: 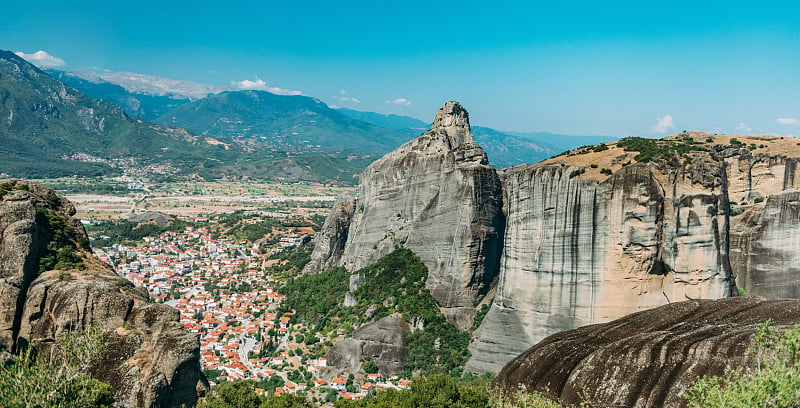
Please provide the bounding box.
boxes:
[0,180,207,407]
[305,101,505,329]
[494,297,800,408]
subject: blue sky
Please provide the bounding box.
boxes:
[3,0,800,136]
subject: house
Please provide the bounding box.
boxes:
[331,377,347,391]
[361,382,375,393]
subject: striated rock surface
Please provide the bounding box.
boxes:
[493,297,800,408]
[0,180,207,407]
[325,315,407,376]
[467,134,800,372]
[305,101,505,328]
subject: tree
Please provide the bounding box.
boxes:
[198,380,314,408]
[0,324,114,407]
[198,380,262,408]
[362,359,379,374]
[686,322,800,407]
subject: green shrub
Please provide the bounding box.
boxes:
[0,324,112,407]
[685,322,800,407]
[569,169,586,178]
[616,137,707,164]
[490,384,561,408]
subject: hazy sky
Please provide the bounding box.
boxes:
[3,0,800,136]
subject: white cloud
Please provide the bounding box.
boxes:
[776,117,800,125]
[736,122,752,132]
[385,98,411,106]
[340,89,347,95]
[231,78,302,95]
[232,78,268,90]
[339,97,361,103]
[15,50,65,68]
[652,114,674,133]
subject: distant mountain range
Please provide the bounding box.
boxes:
[153,90,412,155]
[0,51,370,184]
[3,56,621,178]
[47,70,191,120]
[0,50,226,178]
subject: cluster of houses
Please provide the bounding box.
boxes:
[93,221,413,403]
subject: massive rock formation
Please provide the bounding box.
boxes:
[493,297,800,408]
[306,101,800,374]
[466,134,800,372]
[304,101,505,329]
[0,180,207,407]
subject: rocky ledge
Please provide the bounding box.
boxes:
[0,180,208,407]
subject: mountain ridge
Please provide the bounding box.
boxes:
[154,90,412,155]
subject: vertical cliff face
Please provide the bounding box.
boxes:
[728,152,800,299]
[466,159,732,372]
[0,180,208,407]
[304,101,505,328]
[467,134,800,373]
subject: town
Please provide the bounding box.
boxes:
[91,212,412,405]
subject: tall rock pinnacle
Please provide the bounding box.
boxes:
[304,101,505,328]
[431,101,474,150]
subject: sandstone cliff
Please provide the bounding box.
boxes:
[466,133,800,372]
[0,180,208,407]
[304,101,505,328]
[493,297,800,408]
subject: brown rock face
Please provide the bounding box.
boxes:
[494,297,800,408]
[0,180,208,407]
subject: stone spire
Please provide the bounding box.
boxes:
[430,101,475,150]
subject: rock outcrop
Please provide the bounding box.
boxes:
[493,297,800,408]
[304,101,505,329]
[466,134,800,372]
[0,180,208,407]
[325,315,407,376]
